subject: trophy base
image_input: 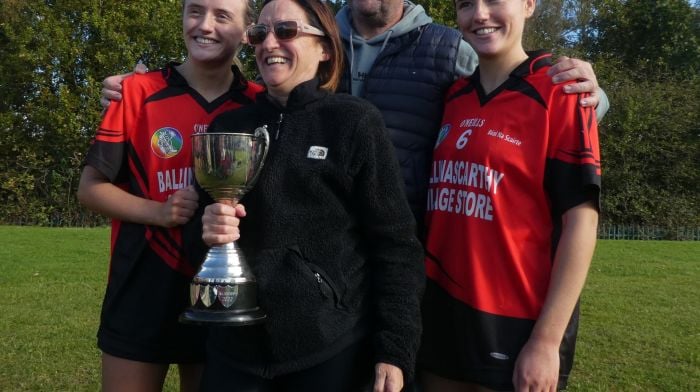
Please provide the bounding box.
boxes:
[179,307,267,326]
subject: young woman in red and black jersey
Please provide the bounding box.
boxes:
[418,1,601,391]
[77,1,262,390]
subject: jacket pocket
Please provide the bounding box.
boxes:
[304,260,346,311]
[249,245,355,361]
[252,245,344,312]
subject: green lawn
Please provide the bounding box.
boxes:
[0,227,697,391]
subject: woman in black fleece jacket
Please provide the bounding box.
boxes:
[185,1,424,391]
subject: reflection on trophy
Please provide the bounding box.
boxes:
[180,127,269,325]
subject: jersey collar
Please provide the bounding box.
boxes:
[467,50,550,108]
[162,62,250,92]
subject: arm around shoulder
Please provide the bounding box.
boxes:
[594,87,609,121]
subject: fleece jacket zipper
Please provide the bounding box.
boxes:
[274,113,284,140]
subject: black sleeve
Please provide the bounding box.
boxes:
[349,103,425,381]
[544,91,602,216]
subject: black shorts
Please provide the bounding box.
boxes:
[417,280,576,391]
[200,339,373,391]
[97,246,206,364]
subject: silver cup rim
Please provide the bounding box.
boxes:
[191,132,260,138]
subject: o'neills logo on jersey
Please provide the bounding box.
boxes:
[435,124,451,149]
[193,123,208,134]
[151,127,183,159]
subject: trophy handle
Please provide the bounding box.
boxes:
[248,125,270,186]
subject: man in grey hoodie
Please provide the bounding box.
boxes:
[336,0,477,97]
[334,0,607,236]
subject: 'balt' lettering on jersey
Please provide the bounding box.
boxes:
[157,167,193,193]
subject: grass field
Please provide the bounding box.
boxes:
[0,226,698,391]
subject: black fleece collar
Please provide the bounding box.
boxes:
[257,78,328,112]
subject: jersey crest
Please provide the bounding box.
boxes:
[151,127,183,159]
[434,124,452,149]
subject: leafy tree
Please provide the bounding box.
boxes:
[1,0,698,233]
[595,63,700,228]
[415,0,456,27]
[524,0,569,51]
[591,0,700,78]
[583,0,700,230]
[0,1,183,225]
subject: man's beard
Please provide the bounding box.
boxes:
[351,1,396,29]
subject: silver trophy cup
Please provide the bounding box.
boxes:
[180,127,270,325]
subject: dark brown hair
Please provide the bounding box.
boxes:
[262,0,344,92]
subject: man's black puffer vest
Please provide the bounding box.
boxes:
[340,23,463,234]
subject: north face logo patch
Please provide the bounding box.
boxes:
[307,146,328,160]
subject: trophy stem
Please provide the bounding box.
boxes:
[179,242,266,325]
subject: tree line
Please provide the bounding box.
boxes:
[1,0,698,234]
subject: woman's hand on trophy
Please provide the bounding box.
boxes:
[202,203,247,246]
[159,186,199,228]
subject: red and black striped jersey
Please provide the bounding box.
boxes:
[424,51,600,319]
[419,52,601,388]
[86,63,263,277]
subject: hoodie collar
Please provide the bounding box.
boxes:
[336,1,432,45]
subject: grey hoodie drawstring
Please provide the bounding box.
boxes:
[379,29,393,53]
[349,29,393,96]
